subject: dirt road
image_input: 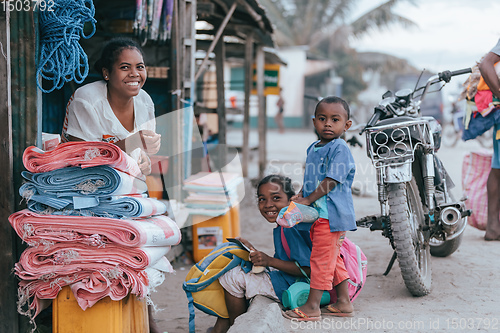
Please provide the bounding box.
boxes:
[153,130,500,333]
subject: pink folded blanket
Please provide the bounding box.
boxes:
[9,210,181,248]
[23,141,144,180]
[16,264,150,317]
[17,243,170,276]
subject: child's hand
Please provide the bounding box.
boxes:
[293,196,311,206]
[236,237,254,251]
[290,193,303,202]
[249,250,272,267]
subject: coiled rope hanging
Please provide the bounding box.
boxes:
[36,0,96,93]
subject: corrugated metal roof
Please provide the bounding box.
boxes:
[197,0,275,47]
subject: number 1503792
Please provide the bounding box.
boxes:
[1,0,54,12]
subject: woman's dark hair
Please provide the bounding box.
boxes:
[94,38,144,78]
[257,174,295,200]
[314,96,350,119]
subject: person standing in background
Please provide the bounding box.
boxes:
[478,39,500,241]
[275,88,285,133]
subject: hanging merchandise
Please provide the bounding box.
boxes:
[160,0,173,41]
[37,0,97,93]
[134,0,173,44]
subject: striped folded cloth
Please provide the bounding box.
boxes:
[21,165,147,198]
[18,243,170,275]
[21,191,168,218]
[16,264,150,317]
[23,141,145,180]
[9,210,182,248]
[15,250,175,317]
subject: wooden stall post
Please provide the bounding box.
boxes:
[0,10,19,333]
[256,45,266,180]
[242,32,253,178]
[215,36,226,168]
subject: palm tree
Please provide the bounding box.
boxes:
[260,0,417,55]
[259,0,418,101]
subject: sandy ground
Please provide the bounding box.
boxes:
[151,128,500,333]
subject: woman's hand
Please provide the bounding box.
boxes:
[121,130,161,155]
[138,150,152,175]
[139,130,161,155]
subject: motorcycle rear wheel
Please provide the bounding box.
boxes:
[429,236,463,257]
[388,178,432,296]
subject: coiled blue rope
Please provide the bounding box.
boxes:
[36,0,96,93]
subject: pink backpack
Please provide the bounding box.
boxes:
[281,229,367,302]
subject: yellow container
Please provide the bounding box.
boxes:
[52,286,149,333]
[192,212,232,262]
[146,175,163,200]
[229,204,241,238]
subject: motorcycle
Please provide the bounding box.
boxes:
[356,69,472,296]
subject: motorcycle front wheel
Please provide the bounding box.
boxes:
[388,178,431,296]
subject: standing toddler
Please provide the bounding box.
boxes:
[283,96,356,321]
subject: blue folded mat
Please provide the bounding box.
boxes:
[21,165,121,197]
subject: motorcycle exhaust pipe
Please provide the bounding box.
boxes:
[439,206,461,233]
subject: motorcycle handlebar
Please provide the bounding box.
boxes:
[438,68,472,83]
[363,68,473,133]
[360,106,385,134]
[449,68,472,76]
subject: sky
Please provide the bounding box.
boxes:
[350,0,500,76]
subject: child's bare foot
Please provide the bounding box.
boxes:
[210,317,230,333]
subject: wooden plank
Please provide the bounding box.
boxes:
[0,10,19,333]
[194,0,237,81]
[256,45,266,179]
[215,36,226,168]
[8,11,38,332]
[242,32,253,178]
[167,0,183,202]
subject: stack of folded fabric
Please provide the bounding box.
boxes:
[9,141,181,321]
[183,171,243,214]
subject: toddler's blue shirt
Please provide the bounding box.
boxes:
[302,138,357,232]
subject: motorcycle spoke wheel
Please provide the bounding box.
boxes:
[388,178,431,296]
[441,124,458,147]
[430,236,463,257]
[478,128,494,148]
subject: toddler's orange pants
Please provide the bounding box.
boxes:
[309,218,349,290]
